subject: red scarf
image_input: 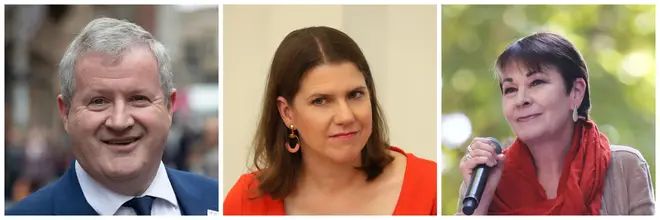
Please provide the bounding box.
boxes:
[489,120,611,215]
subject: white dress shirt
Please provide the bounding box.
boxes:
[75,161,181,215]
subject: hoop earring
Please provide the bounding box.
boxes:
[286,124,300,153]
[572,105,578,122]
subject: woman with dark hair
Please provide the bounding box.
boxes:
[224,26,437,215]
[456,32,654,215]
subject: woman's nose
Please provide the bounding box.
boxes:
[515,88,531,107]
[334,101,357,125]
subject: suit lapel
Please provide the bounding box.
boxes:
[167,168,206,215]
[53,161,98,215]
[48,162,209,215]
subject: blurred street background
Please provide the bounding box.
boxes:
[441,5,655,215]
[4,5,219,209]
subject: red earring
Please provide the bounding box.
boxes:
[286,124,300,153]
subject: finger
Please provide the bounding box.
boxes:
[469,148,495,159]
[461,156,480,170]
[470,139,498,155]
[466,156,496,168]
[470,137,491,148]
[468,149,496,165]
[459,157,472,171]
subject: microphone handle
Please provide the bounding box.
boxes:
[462,164,492,215]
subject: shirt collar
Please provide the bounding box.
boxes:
[75,160,179,215]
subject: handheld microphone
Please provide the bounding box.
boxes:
[462,137,503,215]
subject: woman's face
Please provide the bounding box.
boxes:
[278,62,373,164]
[500,63,583,143]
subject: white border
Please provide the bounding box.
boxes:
[217,3,224,215]
[437,2,444,216]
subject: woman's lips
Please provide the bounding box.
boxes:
[517,113,541,122]
[330,131,358,139]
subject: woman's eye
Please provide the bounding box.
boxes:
[312,98,326,105]
[349,91,364,99]
[531,79,546,86]
[503,87,516,94]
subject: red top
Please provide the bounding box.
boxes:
[223,146,437,215]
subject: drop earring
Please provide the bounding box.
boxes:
[286,124,300,153]
[572,105,578,122]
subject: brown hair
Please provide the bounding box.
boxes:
[249,26,393,200]
[495,32,591,119]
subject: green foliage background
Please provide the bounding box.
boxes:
[441,5,656,215]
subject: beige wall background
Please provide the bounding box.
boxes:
[223,5,437,198]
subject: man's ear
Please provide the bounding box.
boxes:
[277,96,294,126]
[168,89,177,115]
[57,94,69,133]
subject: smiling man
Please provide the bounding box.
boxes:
[5,17,218,215]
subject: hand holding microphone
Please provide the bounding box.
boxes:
[459,137,506,215]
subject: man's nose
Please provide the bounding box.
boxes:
[104,101,135,132]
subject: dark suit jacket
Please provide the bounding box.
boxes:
[5,161,218,215]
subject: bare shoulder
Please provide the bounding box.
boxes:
[384,149,408,181]
[389,149,408,166]
[367,149,408,193]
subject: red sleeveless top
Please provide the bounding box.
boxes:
[223,146,436,215]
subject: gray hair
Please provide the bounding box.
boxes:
[59,17,174,110]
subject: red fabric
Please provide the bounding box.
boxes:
[489,120,611,215]
[223,146,437,215]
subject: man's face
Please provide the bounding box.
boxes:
[57,46,176,183]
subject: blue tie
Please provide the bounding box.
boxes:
[122,196,154,215]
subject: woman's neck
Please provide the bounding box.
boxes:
[526,121,575,176]
[298,149,365,194]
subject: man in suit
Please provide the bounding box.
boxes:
[5,17,219,215]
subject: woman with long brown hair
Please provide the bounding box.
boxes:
[224,26,436,215]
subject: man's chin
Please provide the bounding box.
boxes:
[100,160,145,181]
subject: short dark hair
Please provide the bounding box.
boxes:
[249,26,393,199]
[495,32,591,119]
